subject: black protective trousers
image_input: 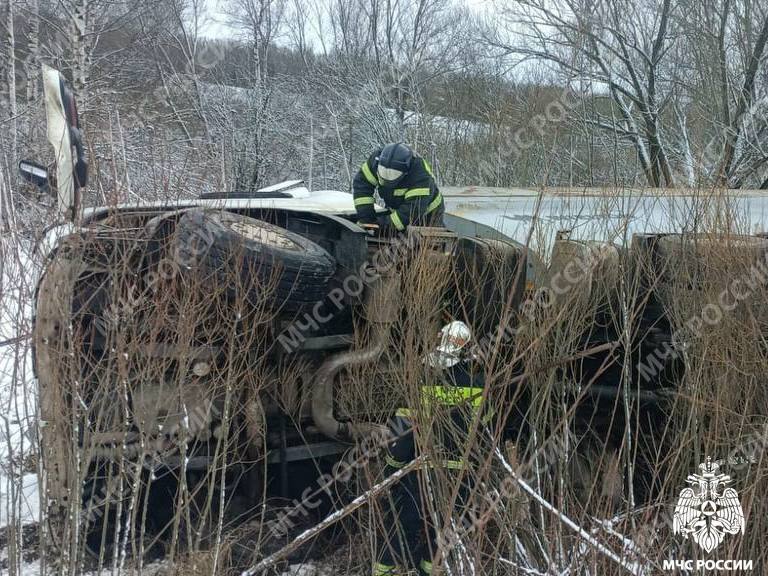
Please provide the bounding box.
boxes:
[376,415,471,571]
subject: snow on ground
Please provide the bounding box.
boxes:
[13,559,178,576]
[16,561,40,576]
[10,557,337,575]
[14,560,41,576]
[0,474,38,528]
[0,234,40,533]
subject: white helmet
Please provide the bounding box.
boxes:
[427,321,472,368]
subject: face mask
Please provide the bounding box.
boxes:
[377,165,404,183]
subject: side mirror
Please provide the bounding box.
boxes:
[19,160,50,192]
[43,65,87,221]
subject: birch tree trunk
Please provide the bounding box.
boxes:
[250,23,264,190]
[227,0,283,191]
[2,0,17,162]
[25,0,40,103]
[71,0,89,103]
[675,103,696,187]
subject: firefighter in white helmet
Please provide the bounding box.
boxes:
[373,321,486,576]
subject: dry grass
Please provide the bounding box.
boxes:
[2,188,768,576]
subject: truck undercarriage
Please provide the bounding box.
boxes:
[23,67,768,571]
[37,195,768,562]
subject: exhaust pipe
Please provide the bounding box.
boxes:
[311,273,400,442]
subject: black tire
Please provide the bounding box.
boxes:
[174,209,336,310]
[656,233,768,282]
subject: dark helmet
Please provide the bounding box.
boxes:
[376,142,413,186]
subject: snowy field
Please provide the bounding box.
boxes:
[1,234,41,574]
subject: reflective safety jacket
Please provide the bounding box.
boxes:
[353,147,444,231]
[386,361,487,471]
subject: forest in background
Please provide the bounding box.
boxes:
[4,0,768,223]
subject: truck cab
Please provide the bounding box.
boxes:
[25,68,532,560]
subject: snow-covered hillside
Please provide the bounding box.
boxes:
[1,235,40,574]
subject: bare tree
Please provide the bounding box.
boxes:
[1,0,18,158]
[54,0,152,105]
[494,0,679,188]
[707,1,768,187]
[24,0,41,103]
[226,0,286,190]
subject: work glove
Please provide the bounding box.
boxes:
[376,213,396,231]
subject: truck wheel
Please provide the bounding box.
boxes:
[453,237,526,337]
[656,233,768,283]
[547,238,621,330]
[174,210,336,310]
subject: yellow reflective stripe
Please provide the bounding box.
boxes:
[420,559,434,574]
[404,187,431,200]
[361,161,378,186]
[397,386,483,420]
[423,158,435,178]
[385,454,407,469]
[394,188,407,197]
[422,456,464,470]
[426,191,443,214]
[354,196,375,207]
[481,407,495,425]
[374,563,397,576]
[421,386,483,408]
[390,211,405,231]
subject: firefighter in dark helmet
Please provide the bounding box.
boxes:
[353,142,445,231]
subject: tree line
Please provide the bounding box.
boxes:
[3,0,768,210]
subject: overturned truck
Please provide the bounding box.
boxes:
[26,68,768,564]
